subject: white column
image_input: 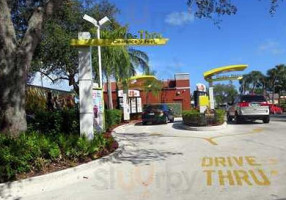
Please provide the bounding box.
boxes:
[78,32,94,139]
[209,82,215,109]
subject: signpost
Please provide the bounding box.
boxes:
[72,16,169,138]
[203,64,248,110]
[92,87,105,132]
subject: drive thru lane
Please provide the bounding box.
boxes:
[5,119,286,200]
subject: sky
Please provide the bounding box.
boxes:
[32,0,286,92]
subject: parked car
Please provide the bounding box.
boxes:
[142,104,174,125]
[227,95,270,123]
[269,104,283,114]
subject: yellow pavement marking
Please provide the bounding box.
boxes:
[268,158,278,165]
[205,128,264,145]
[202,156,274,186]
[271,170,278,176]
[204,138,218,145]
[153,127,265,146]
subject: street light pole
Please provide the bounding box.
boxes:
[97,26,103,89]
[83,14,110,88]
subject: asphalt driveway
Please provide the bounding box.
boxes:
[2,118,286,200]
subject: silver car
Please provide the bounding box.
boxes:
[227,95,270,123]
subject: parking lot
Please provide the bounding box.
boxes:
[6,116,286,200]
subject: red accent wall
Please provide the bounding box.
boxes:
[103,76,191,111]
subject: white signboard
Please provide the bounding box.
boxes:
[196,83,207,92]
[209,87,215,109]
[92,89,104,132]
[137,98,142,112]
[130,98,137,113]
[123,93,130,121]
[118,90,140,97]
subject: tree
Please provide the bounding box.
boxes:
[142,71,163,105]
[213,83,238,105]
[187,0,281,22]
[32,0,121,96]
[239,71,266,95]
[266,65,286,104]
[90,25,150,109]
[0,0,65,136]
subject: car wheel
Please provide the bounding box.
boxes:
[227,113,232,122]
[263,116,270,123]
[234,114,242,124]
[142,121,147,125]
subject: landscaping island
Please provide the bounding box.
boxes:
[0,108,122,183]
[182,108,226,130]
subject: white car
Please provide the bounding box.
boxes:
[227,95,270,123]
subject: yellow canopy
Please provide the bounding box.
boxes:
[204,64,248,81]
[129,75,156,81]
[70,39,169,47]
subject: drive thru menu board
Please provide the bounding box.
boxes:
[92,88,104,132]
[118,90,142,113]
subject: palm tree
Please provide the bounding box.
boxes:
[93,28,150,109]
[240,71,265,94]
[267,65,286,104]
[142,71,163,104]
[128,48,150,76]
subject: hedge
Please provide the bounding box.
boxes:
[29,108,80,135]
[182,109,207,126]
[0,131,115,183]
[182,109,225,126]
[214,109,225,125]
[105,109,122,130]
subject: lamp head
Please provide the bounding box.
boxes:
[99,16,110,26]
[83,14,98,26]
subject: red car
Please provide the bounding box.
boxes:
[269,104,283,114]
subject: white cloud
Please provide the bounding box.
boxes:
[258,40,285,55]
[165,11,194,26]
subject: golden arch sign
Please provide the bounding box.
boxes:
[70,38,169,47]
[204,64,248,82]
[202,64,248,110]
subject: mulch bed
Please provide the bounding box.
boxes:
[14,122,135,181]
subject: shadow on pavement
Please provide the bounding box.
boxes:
[270,114,286,122]
[0,181,22,200]
[101,131,183,165]
[172,122,186,130]
[134,122,168,126]
[227,121,264,125]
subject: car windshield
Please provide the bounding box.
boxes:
[144,105,165,111]
[241,95,266,102]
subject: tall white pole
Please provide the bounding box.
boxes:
[78,32,94,139]
[97,26,103,88]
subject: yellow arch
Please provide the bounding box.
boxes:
[129,75,157,81]
[204,64,248,81]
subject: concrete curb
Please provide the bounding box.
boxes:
[0,126,126,199]
[181,122,227,131]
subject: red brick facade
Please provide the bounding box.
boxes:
[103,73,191,111]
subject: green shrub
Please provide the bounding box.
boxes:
[182,108,225,126]
[105,109,122,130]
[48,143,61,160]
[0,131,114,183]
[182,109,207,126]
[214,109,225,125]
[30,108,79,135]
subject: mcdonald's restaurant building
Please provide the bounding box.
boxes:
[103,73,191,114]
